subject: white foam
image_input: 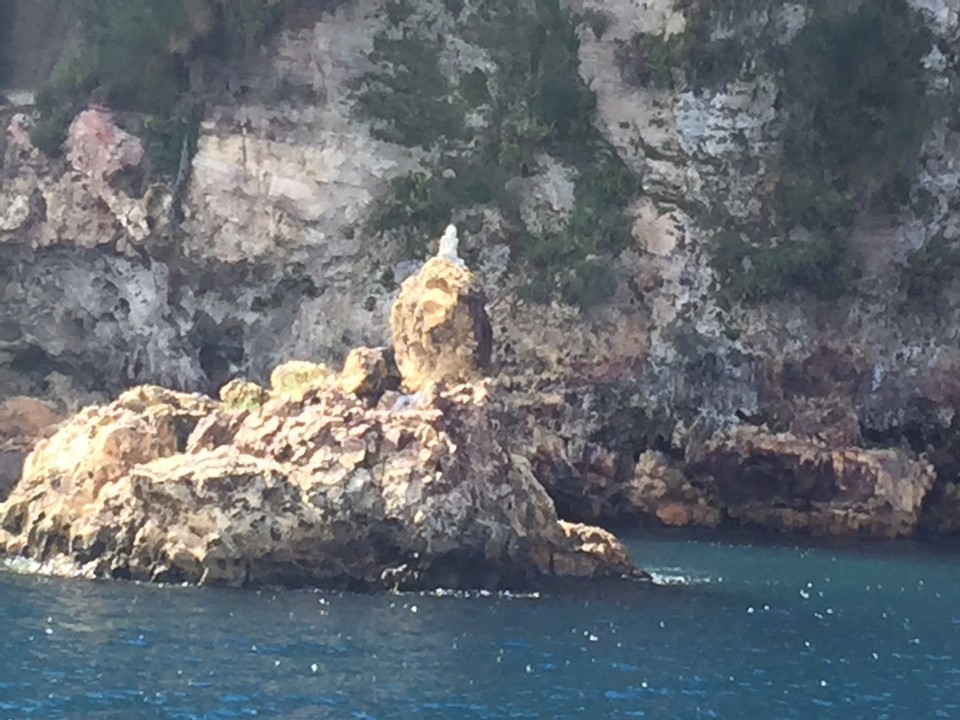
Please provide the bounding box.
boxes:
[648,569,715,586]
[2,555,87,579]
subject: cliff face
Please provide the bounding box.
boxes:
[3,0,960,536]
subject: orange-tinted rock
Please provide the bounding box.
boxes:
[390,258,492,393]
[0,395,63,452]
[335,346,400,400]
[554,521,645,579]
[0,373,640,590]
[0,396,65,502]
[627,450,723,528]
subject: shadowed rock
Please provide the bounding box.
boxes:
[690,427,935,537]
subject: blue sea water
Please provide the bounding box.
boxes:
[1,532,959,719]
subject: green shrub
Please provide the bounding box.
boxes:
[143,109,202,180]
[218,0,291,56]
[384,0,415,26]
[367,165,501,257]
[778,0,935,230]
[559,256,618,309]
[31,0,290,156]
[711,0,939,305]
[459,68,490,107]
[712,232,857,305]
[776,178,855,234]
[464,0,597,165]
[363,0,641,311]
[614,31,690,90]
[580,8,614,40]
[514,152,637,306]
[566,153,638,256]
[352,32,466,148]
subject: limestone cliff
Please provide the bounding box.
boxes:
[3,0,960,538]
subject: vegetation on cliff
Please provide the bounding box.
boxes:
[901,233,960,309]
[710,0,941,304]
[29,0,290,164]
[355,0,639,310]
[10,0,952,311]
[778,0,936,233]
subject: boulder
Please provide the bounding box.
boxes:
[390,257,493,393]
[625,451,722,528]
[219,379,269,410]
[269,360,332,400]
[335,346,400,400]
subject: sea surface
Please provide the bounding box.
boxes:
[1,532,959,719]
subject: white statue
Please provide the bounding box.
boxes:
[436,224,465,266]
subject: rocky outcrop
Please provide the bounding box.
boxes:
[0,259,640,589]
[690,428,937,537]
[391,257,492,393]
[625,451,722,528]
[491,378,946,539]
[0,368,641,589]
[4,0,960,545]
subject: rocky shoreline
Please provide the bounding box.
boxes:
[2,248,955,595]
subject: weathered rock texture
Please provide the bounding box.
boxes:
[692,428,936,537]
[0,370,640,589]
[391,257,492,393]
[496,379,946,538]
[3,0,960,541]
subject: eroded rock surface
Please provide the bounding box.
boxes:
[692,428,936,537]
[0,395,64,502]
[3,0,960,544]
[0,367,642,590]
[492,378,944,539]
[391,257,492,393]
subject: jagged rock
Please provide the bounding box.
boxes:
[554,521,642,579]
[335,346,400,400]
[786,397,863,448]
[5,1,960,542]
[219,378,270,409]
[500,382,672,523]
[0,371,642,590]
[691,427,936,537]
[390,258,493,393]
